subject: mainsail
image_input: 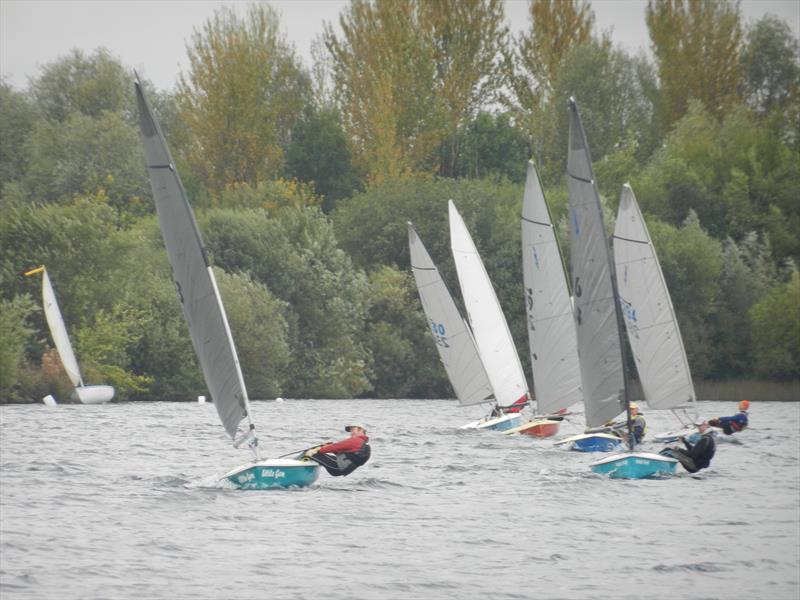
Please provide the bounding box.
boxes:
[135,80,253,442]
[408,223,494,406]
[566,98,627,428]
[613,184,696,411]
[449,200,529,408]
[32,267,83,388]
[521,161,582,415]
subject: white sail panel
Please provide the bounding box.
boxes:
[566,99,626,428]
[409,223,494,407]
[41,269,83,388]
[135,81,251,440]
[449,201,529,408]
[521,161,582,414]
[613,184,696,411]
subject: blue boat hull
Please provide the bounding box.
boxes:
[223,459,319,489]
[570,434,622,452]
[590,452,678,479]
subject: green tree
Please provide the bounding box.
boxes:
[0,81,37,192]
[22,112,150,217]
[0,295,37,401]
[448,111,529,183]
[30,48,133,122]
[284,106,363,211]
[214,268,291,398]
[201,207,372,397]
[741,15,800,117]
[646,0,743,127]
[177,4,310,195]
[749,272,800,379]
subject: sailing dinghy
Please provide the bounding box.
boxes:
[24,266,115,404]
[613,184,700,443]
[408,222,507,428]
[566,97,676,478]
[448,201,530,432]
[510,161,583,438]
[135,80,317,489]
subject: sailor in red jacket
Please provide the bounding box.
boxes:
[303,423,371,477]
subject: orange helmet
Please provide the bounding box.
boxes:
[739,399,750,411]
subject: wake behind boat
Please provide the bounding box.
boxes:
[24,266,114,405]
[135,79,317,489]
[566,97,676,478]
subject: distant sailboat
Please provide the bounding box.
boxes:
[565,97,677,478]
[510,160,583,438]
[135,79,317,489]
[408,222,501,426]
[448,201,530,431]
[24,266,115,404]
[613,184,698,442]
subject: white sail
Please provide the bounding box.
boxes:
[408,223,494,407]
[135,81,253,442]
[40,269,83,388]
[613,184,696,411]
[521,161,582,414]
[449,201,529,408]
[566,98,626,428]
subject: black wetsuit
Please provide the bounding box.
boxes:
[660,433,716,473]
[312,440,371,477]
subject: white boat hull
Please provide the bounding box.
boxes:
[461,413,522,431]
[71,385,115,404]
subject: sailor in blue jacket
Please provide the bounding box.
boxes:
[708,399,749,435]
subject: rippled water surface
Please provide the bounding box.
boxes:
[1,399,798,600]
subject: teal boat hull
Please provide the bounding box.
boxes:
[223,459,319,489]
[590,452,678,479]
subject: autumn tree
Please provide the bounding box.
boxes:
[177,4,310,197]
[646,0,743,127]
[506,0,602,173]
[324,0,507,182]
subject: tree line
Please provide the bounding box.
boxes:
[1,0,798,403]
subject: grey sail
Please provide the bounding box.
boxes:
[521,161,582,415]
[408,223,494,407]
[613,184,696,411]
[135,81,252,441]
[566,98,626,428]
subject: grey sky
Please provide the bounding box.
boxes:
[1,0,798,92]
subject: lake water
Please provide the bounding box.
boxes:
[1,399,798,600]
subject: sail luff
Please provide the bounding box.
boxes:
[521,161,582,414]
[40,269,83,388]
[566,98,627,428]
[449,201,529,408]
[135,80,254,442]
[408,223,495,406]
[613,184,696,411]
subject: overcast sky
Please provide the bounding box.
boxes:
[2,0,798,92]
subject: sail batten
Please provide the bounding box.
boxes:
[449,201,528,408]
[521,161,582,415]
[408,223,494,407]
[135,81,253,441]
